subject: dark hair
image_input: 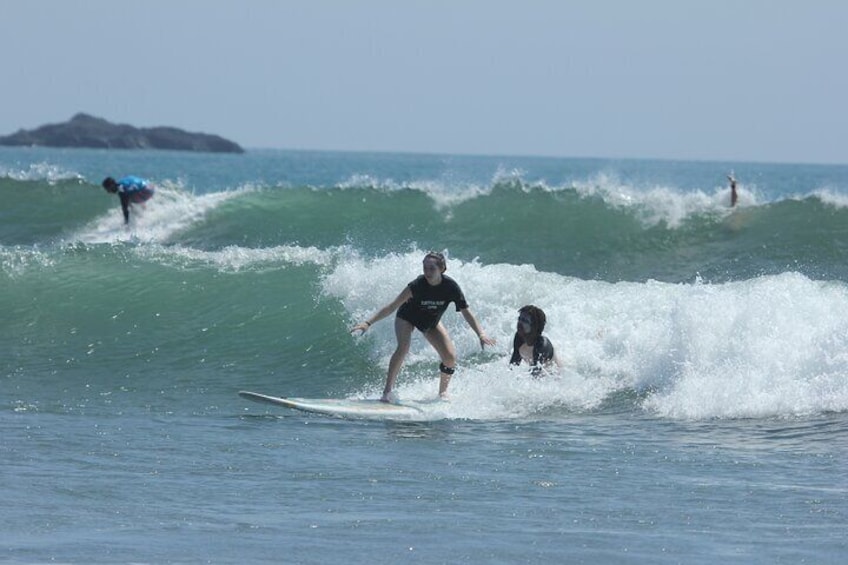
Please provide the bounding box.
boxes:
[102,177,118,192]
[423,251,446,272]
[518,305,547,339]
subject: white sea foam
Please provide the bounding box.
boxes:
[338,173,490,209]
[572,172,757,228]
[139,243,336,273]
[0,245,55,277]
[70,182,245,245]
[324,251,848,420]
[338,167,760,228]
[812,187,848,208]
[0,161,83,183]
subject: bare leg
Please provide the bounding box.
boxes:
[382,318,415,402]
[423,323,457,398]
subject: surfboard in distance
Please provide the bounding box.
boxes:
[238,390,424,419]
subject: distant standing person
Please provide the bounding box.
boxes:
[509,305,561,376]
[350,251,495,402]
[727,172,738,207]
[102,176,155,224]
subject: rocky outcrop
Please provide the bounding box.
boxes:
[0,113,245,153]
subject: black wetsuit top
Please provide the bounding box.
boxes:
[397,274,468,332]
[509,333,555,375]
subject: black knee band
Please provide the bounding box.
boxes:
[439,363,455,375]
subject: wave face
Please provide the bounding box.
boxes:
[4,147,848,420]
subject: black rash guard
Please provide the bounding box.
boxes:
[397,274,468,332]
[509,333,555,374]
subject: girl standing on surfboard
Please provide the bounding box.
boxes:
[350,251,495,402]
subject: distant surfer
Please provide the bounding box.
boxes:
[350,251,495,402]
[728,172,738,207]
[102,175,155,224]
[509,305,561,376]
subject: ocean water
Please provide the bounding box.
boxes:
[2,146,847,564]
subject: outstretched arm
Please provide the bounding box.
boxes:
[460,308,495,349]
[350,286,412,334]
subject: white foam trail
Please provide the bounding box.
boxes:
[70,184,243,245]
[324,252,848,420]
[338,168,761,228]
[137,243,336,273]
[573,172,757,228]
[812,188,848,209]
[0,246,55,277]
[0,161,82,183]
[348,362,619,421]
[338,173,489,209]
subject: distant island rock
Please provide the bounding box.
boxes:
[0,113,245,153]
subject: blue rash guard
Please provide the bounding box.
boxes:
[115,176,154,222]
[117,176,153,198]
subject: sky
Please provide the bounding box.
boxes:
[2,0,847,164]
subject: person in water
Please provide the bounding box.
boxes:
[350,251,495,402]
[728,172,738,207]
[102,176,155,224]
[509,305,561,375]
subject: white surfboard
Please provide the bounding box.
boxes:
[238,391,424,419]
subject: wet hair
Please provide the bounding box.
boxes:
[423,251,447,272]
[518,305,547,338]
[102,177,118,193]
